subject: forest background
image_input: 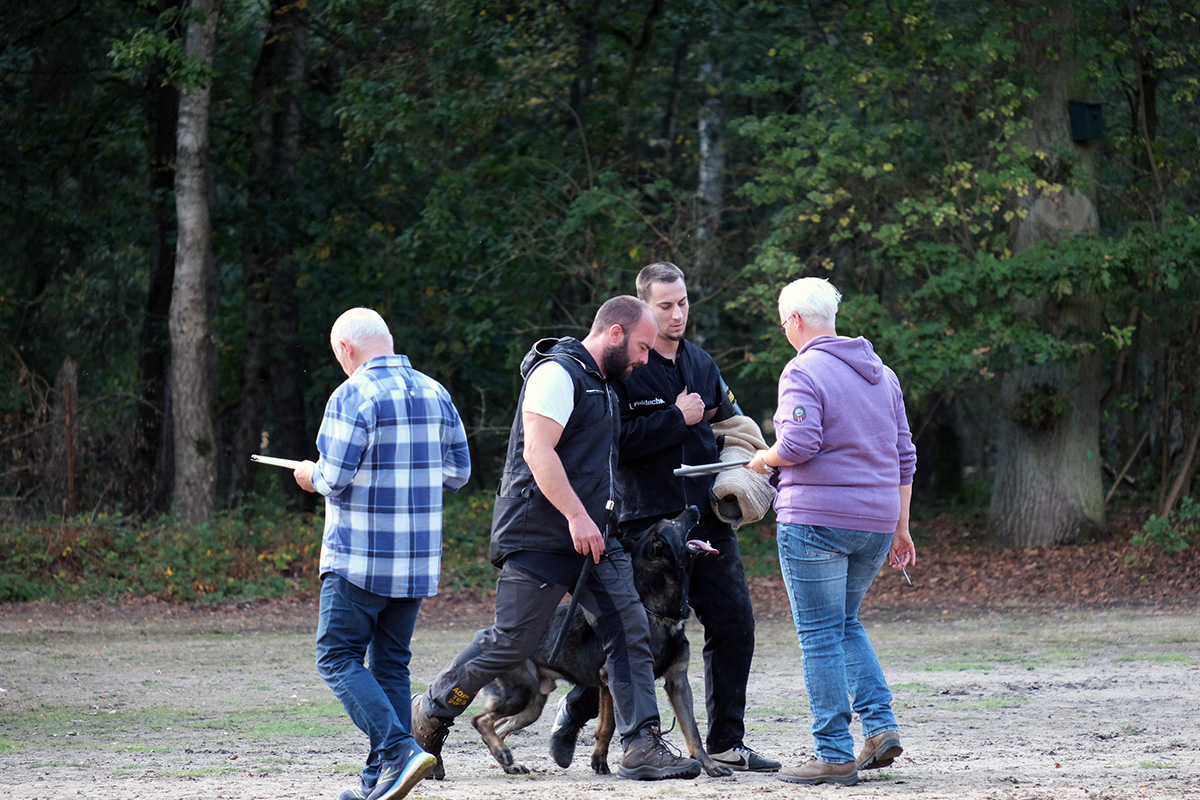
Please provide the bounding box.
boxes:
[1,0,1198,604]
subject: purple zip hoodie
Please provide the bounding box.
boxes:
[772,335,916,534]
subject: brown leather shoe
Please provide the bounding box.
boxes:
[410,694,452,780]
[857,731,903,770]
[777,759,858,785]
[618,725,702,781]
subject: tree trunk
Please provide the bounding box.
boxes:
[988,3,1104,547]
[692,42,725,347]
[227,0,308,507]
[169,0,222,523]
[989,296,1105,546]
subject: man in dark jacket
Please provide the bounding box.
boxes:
[412,295,702,782]
[550,263,781,773]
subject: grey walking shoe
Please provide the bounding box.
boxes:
[618,724,702,781]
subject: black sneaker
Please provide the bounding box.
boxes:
[548,695,584,768]
[618,724,702,781]
[710,744,782,772]
[366,743,437,800]
[410,694,452,780]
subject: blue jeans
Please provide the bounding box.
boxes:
[316,574,422,784]
[777,523,898,764]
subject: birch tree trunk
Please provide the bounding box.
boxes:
[692,48,725,347]
[169,0,221,523]
[988,3,1104,547]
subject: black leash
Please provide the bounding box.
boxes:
[548,500,613,663]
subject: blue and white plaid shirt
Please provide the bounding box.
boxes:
[312,354,471,598]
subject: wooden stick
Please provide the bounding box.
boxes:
[1104,429,1149,506]
[249,454,304,470]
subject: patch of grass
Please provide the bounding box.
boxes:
[2,699,349,748]
[942,696,1030,711]
[1041,648,1089,665]
[889,682,936,694]
[157,767,240,778]
[116,744,170,754]
[1151,634,1200,645]
[917,662,993,671]
[871,771,903,781]
[1140,761,1177,769]
[981,697,1031,709]
[0,738,22,754]
[185,699,346,739]
[1114,653,1199,666]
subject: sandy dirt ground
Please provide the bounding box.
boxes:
[1,595,1198,800]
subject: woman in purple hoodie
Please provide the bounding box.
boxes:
[747,277,917,786]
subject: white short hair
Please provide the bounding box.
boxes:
[331,307,393,349]
[778,278,841,329]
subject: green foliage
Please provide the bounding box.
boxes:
[0,492,506,602]
[1134,496,1198,553]
[439,491,496,593]
[4,0,1200,529]
[0,506,320,603]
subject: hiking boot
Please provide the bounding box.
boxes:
[410,694,452,781]
[337,777,372,800]
[618,724,702,781]
[367,743,437,800]
[548,695,584,768]
[857,731,903,770]
[710,744,782,772]
[777,759,858,786]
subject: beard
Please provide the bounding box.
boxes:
[600,335,636,380]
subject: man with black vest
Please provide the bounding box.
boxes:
[549,263,781,773]
[411,295,702,782]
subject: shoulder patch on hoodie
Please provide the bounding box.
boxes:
[793,406,806,422]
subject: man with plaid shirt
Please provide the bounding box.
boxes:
[295,307,470,800]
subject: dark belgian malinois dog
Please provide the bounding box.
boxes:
[469,505,731,777]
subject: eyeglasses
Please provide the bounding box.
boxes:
[779,314,795,334]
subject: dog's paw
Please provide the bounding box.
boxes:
[591,755,610,775]
[703,761,734,778]
[502,763,531,775]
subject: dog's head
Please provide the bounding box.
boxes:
[622,506,701,621]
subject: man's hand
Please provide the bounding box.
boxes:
[294,460,317,493]
[568,512,606,564]
[675,389,705,426]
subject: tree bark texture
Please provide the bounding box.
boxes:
[988,3,1104,547]
[691,39,725,348]
[989,296,1105,546]
[169,0,222,523]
